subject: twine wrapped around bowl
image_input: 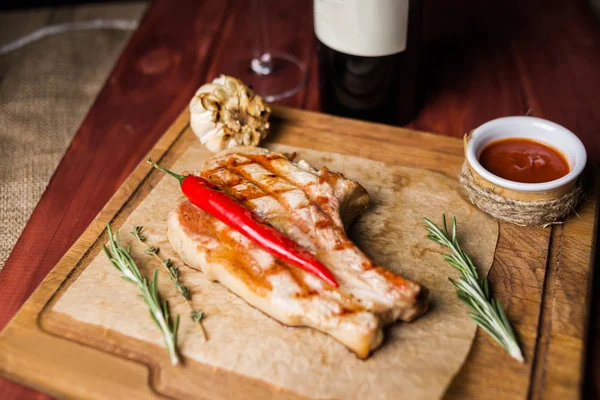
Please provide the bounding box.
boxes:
[460,117,587,226]
[459,161,583,226]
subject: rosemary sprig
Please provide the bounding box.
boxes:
[103,224,180,365]
[131,226,190,299]
[131,226,207,340]
[424,215,524,362]
[191,310,204,322]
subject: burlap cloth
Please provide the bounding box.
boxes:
[0,2,147,270]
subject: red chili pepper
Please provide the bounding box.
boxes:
[147,158,338,287]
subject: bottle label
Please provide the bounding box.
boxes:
[314,0,410,57]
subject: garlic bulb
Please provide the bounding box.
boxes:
[189,75,271,152]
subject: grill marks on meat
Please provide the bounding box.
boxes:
[167,147,428,358]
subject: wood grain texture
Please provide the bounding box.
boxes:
[537,173,600,398]
[0,107,598,400]
[1,0,600,398]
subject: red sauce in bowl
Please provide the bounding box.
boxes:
[479,138,569,183]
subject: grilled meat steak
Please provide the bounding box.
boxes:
[168,147,428,358]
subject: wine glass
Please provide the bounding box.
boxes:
[220,0,307,102]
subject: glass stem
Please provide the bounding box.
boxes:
[250,0,273,75]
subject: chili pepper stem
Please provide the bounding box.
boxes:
[147,158,186,184]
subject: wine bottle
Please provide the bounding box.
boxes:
[314,0,420,125]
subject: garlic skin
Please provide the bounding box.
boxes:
[189,75,271,153]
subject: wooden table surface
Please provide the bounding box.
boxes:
[1,0,599,399]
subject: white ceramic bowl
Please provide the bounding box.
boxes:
[466,116,587,193]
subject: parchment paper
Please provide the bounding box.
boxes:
[52,142,498,400]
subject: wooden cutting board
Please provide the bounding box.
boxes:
[0,107,597,399]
